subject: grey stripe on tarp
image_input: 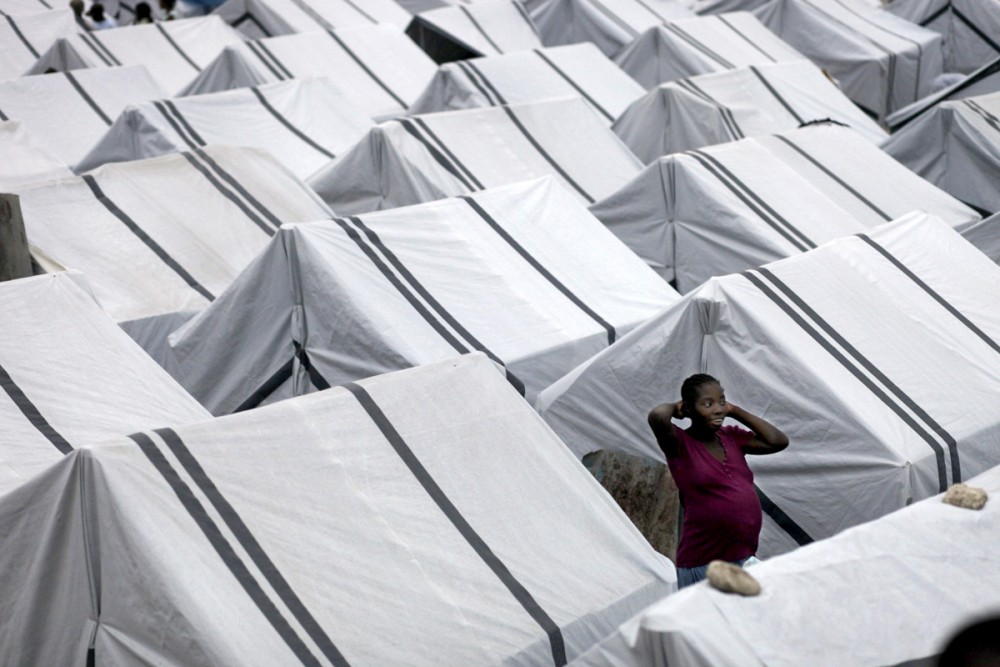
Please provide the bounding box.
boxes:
[326,29,406,107]
[153,100,201,149]
[249,86,335,159]
[677,78,743,139]
[686,150,814,252]
[235,355,295,412]
[0,362,73,454]
[460,4,503,54]
[232,11,273,37]
[459,60,507,106]
[665,23,734,69]
[501,104,594,203]
[755,485,813,545]
[347,215,526,395]
[156,427,351,665]
[397,118,481,191]
[164,100,206,145]
[771,135,891,221]
[964,98,1000,134]
[343,382,566,666]
[413,116,483,189]
[247,40,290,80]
[461,196,617,344]
[126,431,330,667]
[716,14,777,62]
[191,147,284,231]
[155,23,201,72]
[180,151,276,237]
[918,1,949,27]
[748,66,803,123]
[533,49,613,122]
[5,15,38,58]
[63,71,112,126]
[746,268,952,490]
[82,174,215,302]
[81,31,121,66]
[953,6,1000,54]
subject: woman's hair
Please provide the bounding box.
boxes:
[681,373,720,409]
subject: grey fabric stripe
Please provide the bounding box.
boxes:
[749,66,804,123]
[460,4,503,54]
[327,29,406,107]
[249,86,335,159]
[64,71,112,125]
[155,23,201,72]
[0,362,73,454]
[533,49,614,122]
[501,105,594,203]
[5,15,38,58]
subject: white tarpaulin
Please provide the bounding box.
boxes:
[570,463,1000,667]
[613,13,807,89]
[27,16,247,95]
[0,66,166,169]
[0,8,78,81]
[0,353,675,665]
[526,0,695,57]
[405,0,543,62]
[408,43,645,124]
[14,146,332,360]
[75,77,373,179]
[612,60,887,162]
[886,56,1000,131]
[884,0,1000,73]
[590,125,979,290]
[882,91,1000,216]
[0,120,73,190]
[755,0,944,120]
[0,0,61,14]
[166,178,679,414]
[309,97,644,214]
[537,214,1000,556]
[214,0,410,39]
[0,271,209,497]
[182,25,437,120]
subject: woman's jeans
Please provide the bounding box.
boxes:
[676,555,761,589]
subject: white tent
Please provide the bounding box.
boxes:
[613,13,807,89]
[612,60,887,162]
[76,77,373,179]
[0,66,167,169]
[537,213,1000,556]
[525,0,695,58]
[589,124,979,290]
[0,120,73,190]
[182,25,438,121]
[409,43,645,124]
[14,146,332,360]
[882,91,1000,216]
[756,0,944,121]
[27,16,247,95]
[213,0,410,39]
[308,97,644,214]
[571,462,1000,667]
[886,56,1000,131]
[166,178,679,414]
[0,8,79,81]
[405,0,543,63]
[0,353,675,665]
[884,0,1000,73]
[0,271,210,497]
[0,0,62,14]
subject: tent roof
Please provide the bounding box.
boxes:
[756,0,944,120]
[14,145,331,336]
[612,60,887,161]
[0,271,209,496]
[213,0,410,39]
[526,0,694,57]
[572,462,1000,667]
[0,8,78,80]
[308,96,644,214]
[27,16,247,95]
[405,0,543,62]
[613,12,807,89]
[166,177,679,413]
[589,124,979,289]
[183,25,437,120]
[537,213,1000,554]
[0,66,167,169]
[0,120,73,190]
[882,91,1000,216]
[409,42,644,123]
[884,0,1000,73]
[0,353,674,665]
[76,77,373,179]
[0,0,60,14]
[886,57,1000,131]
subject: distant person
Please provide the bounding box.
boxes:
[69,0,84,18]
[134,1,153,23]
[85,2,118,28]
[158,0,177,20]
[648,374,789,589]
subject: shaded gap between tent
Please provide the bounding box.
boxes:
[0,362,73,454]
[344,382,567,666]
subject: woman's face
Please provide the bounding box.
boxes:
[689,382,726,430]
